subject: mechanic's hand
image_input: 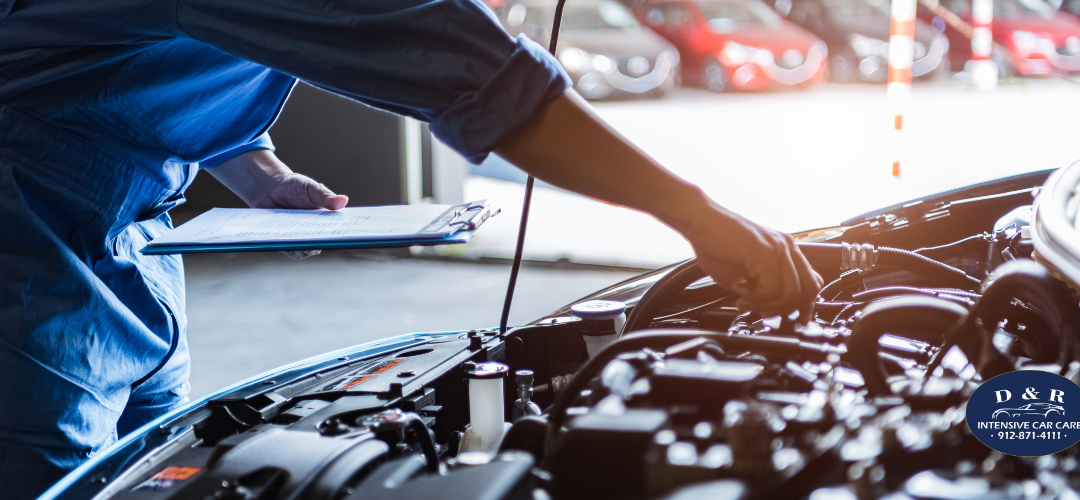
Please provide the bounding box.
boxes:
[247,172,349,211]
[205,150,348,261]
[683,199,822,323]
[250,173,348,260]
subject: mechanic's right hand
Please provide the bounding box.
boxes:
[204,149,348,261]
[682,198,822,323]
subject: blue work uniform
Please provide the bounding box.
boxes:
[0,0,569,496]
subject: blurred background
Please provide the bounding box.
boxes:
[176,0,1080,397]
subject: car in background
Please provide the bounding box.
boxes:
[771,0,950,82]
[931,0,1080,76]
[632,0,827,91]
[501,0,681,99]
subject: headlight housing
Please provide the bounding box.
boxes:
[1011,30,1053,56]
[721,41,751,65]
[721,42,772,67]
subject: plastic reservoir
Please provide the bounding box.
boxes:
[570,300,627,358]
[465,361,509,452]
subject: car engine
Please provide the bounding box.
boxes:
[54,169,1080,500]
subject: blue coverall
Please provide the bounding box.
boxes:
[0,0,568,496]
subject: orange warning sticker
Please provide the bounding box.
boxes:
[370,359,404,374]
[152,467,200,481]
[342,376,374,390]
[134,466,200,491]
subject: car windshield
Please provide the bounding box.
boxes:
[699,0,785,33]
[940,0,1055,18]
[818,0,891,20]
[995,0,1057,19]
[561,1,643,30]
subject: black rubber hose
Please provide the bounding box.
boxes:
[877,247,982,289]
[820,269,867,300]
[929,259,1080,378]
[627,243,979,333]
[844,295,969,395]
[803,243,981,296]
[406,414,441,473]
[623,259,706,333]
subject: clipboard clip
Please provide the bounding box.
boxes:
[449,202,500,231]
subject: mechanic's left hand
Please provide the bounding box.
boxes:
[204,149,348,260]
[249,173,349,260]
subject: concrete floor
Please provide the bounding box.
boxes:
[184,251,640,398]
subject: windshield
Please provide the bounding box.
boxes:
[996,0,1057,18]
[819,0,891,20]
[562,1,643,30]
[940,0,1056,18]
[699,0,785,32]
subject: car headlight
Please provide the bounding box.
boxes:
[849,33,887,58]
[812,40,829,58]
[658,49,680,66]
[721,42,772,67]
[721,41,752,65]
[1012,30,1038,54]
[592,54,617,74]
[558,47,591,73]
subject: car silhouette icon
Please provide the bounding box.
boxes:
[992,402,1065,419]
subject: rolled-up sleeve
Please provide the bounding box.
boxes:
[198,132,275,169]
[174,0,571,163]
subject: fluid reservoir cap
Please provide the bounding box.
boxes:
[465,361,510,379]
[570,300,627,319]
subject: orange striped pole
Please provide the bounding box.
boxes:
[887,0,916,177]
[968,0,998,90]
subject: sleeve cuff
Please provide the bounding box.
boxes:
[429,35,571,164]
[198,133,276,169]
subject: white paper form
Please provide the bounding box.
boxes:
[148,204,466,247]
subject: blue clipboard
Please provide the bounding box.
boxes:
[140,230,476,255]
[140,201,496,256]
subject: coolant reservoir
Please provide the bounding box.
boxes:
[463,361,510,453]
[571,300,627,358]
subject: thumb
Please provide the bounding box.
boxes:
[306,181,348,210]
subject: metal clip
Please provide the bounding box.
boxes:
[449,204,500,231]
[841,242,877,271]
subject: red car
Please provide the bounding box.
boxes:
[633,0,828,91]
[932,0,1080,76]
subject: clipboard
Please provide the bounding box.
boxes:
[141,200,499,255]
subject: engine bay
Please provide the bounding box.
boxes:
[55,169,1080,500]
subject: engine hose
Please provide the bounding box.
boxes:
[800,243,981,296]
[819,269,869,300]
[851,286,980,305]
[623,259,707,333]
[929,259,1080,378]
[844,295,969,395]
[406,413,441,473]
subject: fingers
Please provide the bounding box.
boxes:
[306,181,349,210]
[727,233,820,322]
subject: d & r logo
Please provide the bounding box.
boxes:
[967,370,1080,456]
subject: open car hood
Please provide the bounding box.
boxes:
[43,166,1080,500]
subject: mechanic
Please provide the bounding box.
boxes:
[0,0,821,496]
